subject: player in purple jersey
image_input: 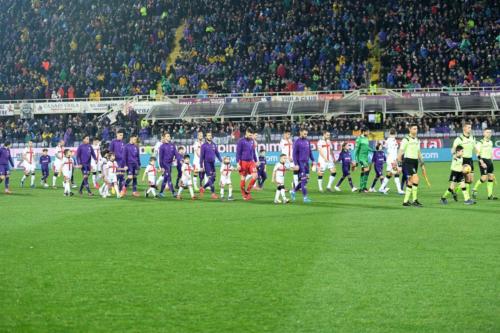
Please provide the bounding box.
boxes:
[76,135,97,195]
[175,146,185,189]
[121,134,141,197]
[109,130,125,188]
[335,143,357,191]
[39,148,51,188]
[200,132,222,199]
[0,141,14,194]
[158,132,183,198]
[369,143,387,193]
[291,128,315,203]
[256,148,267,189]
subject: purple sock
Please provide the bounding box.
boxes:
[125,178,131,188]
[132,177,137,192]
[371,178,378,188]
[160,177,168,193]
[5,177,9,189]
[84,177,91,192]
[294,181,302,192]
[301,178,308,196]
[336,176,345,187]
[348,177,354,188]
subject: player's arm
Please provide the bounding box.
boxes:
[272,166,277,183]
[292,142,299,165]
[9,154,14,168]
[90,146,97,162]
[215,145,222,162]
[353,137,360,163]
[159,146,165,171]
[141,167,147,182]
[199,145,205,171]
[235,140,241,164]
[75,146,81,166]
[309,145,315,163]
[451,137,460,154]
[318,141,327,161]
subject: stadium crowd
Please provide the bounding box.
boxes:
[1,113,498,146]
[0,0,498,100]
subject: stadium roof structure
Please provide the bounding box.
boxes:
[144,88,500,121]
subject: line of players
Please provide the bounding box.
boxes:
[0,124,496,205]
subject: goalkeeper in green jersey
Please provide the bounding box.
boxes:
[353,128,373,192]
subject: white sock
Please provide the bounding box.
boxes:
[92,175,97,187]
[52,176,57,186]
[380,177,389,190]
[293,174,298,187]
[317,178,323,192]
[275,190,280,201]
[178,187,183,196]
[280,189,287,200]
[245,175,252,182]
[189,186,194,198]
[220,188,224,198]
[228,187,232,197]
[99,184,105,195]
[31,175,35,186]
[114,184,120,198]
[64,181,69,193]
[394,176,402,192]
[21,175,26,182]
[327,175,336,188]
[156,177,162,186]
[193,176,199,190]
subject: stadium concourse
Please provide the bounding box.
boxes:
[0,0,498,100]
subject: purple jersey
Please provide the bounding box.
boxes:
[200,141,222,166]
[236,137,257,162]
[109,139,125,162]
[293,138,315,164]
[0,147,14,167]
[76,143,97,166]
[124,143,141,167]
[372,150,386,175]
[159,142,182,168]
[258,155,266,173]
[338,150,352,168]
[39,155,51,169]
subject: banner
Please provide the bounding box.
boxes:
[271,95,318,102]
[34,102,81,114]
[0,104,15,116]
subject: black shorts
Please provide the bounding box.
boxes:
[403,158,419,176]
[479,159,494,175]
[449,170,464,183]
[462,157,474,172]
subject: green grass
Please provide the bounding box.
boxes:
[0,162,499,333]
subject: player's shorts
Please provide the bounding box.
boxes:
[403,158,419,176]
[357,159,369,169]
[449,170,464,183]
[91,160,102,173]
[462,157,474,172]
[127,164,139,176]
[386,159,398,172]
[297,161,310,178]
[107,174,118,184]
[22,162,36,173]
[193,158,201,172]
[479,159,494,175]
[181,177,192,187]
[52,161,62,174]
[204,161,216,176]
[81,164,91,175]
[342,165,351,176]
[0,165,10,176]
[374,166,383,177]
[239,161,257,176]
[41,167,49,176]
[317,160,335,172]
[285,160,295,169]
[220,175,232,186]
[62,170,72,180]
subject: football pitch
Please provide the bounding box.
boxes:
[1,162,498,332]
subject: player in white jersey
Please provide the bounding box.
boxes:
[142,156,158,198]
[153,137,164,186]
[379,128,404,194]
[100,152,121,198]
[280,130,297,188]
[177,154,196,200]
[59,149,75,196]
[316,131,337,192]
[192,132,204,191]
[272,154,290,204]
[90,138,102,189]
[219,156,234,201]
[51,152,63,188]
[20,141,36,188]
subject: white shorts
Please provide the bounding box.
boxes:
[386,159,398,172]
[23,162,36,173]
[91,160,102,173]
[193,158,201,172]
[62,170,72,180]
[220,176,232,186]
[53,161,62,174]
[107,174,118,184]
[317,160,335,172]
[181,177,192,186]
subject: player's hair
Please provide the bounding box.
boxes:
[63,149,71,155]
[109,152,115,157]
[259,148,266,153]
[484,127,491,131]
[389,128,397,135]
[178,146,185,151]
[149,156,156,161]
[102,149,109,156]
[42,148,48,152]
[323,130,330,135]
[455,145,464,152]
[4,141,11,146]
[246,128,254,134]
[300,127,308,132]
[463,121,472,127]
[183,154,190,159]
[280,153,287,158]
[376,142,383,150]
[116,130,124,135]
[284,129,291,134]
[93,137,101,142]
[409,123,418,128]
[360,127,368,133]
